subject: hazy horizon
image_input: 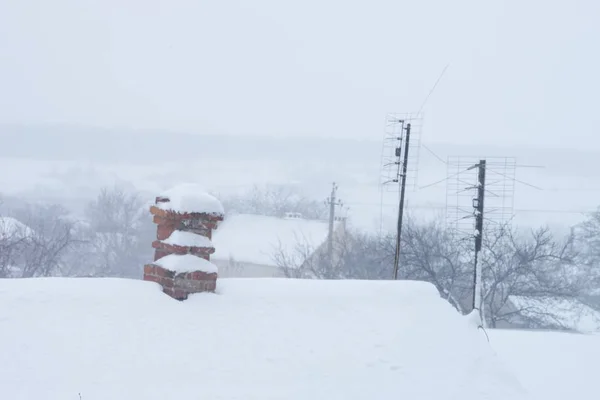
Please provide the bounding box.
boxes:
[2,0,599,151]
[1,126,599,236]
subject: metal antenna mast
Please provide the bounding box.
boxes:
[445,156,528,325]
[379,113,422,278]
[470,160,486,313]
[393,122,411,280]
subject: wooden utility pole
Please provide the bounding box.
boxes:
[393,123,411,280]
[326,183,342,264]
[471,159,486,313]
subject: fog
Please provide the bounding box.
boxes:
[1,125,599,234]
[1,1,600,253]
[1,0,599,148]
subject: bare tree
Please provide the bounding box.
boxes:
[271,212,593,331]
[273,229,395,280]
[218,184,328,219]
[340,231,395,280]
[574,208,600,291]
[400,218,472,314]
[272,233,329,279]
[82,186,154,278]
[0,216,30,278]
[480,224,585,328]
[1,203,78,278]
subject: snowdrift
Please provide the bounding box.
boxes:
[0,278,527,400]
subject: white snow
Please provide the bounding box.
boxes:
[212,213,333,266]
[161,230,214,248]
[157,183,224,215]
[508,295,600,333]
[490,329,599,400]
[0,216,33,238]
[0,277,528,400]
[154,253,218,273]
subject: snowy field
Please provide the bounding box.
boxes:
[0,277,529,400]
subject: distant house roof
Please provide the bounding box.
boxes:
[212,213,333,267]
[508,295,600,333]
[0,217,32,239]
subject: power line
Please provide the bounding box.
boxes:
[412,64,450,168]
[485,167,542,190]
[421,143,448,165]
[416,64,450,116]
[345,201,596,214]
[418,167,470,190]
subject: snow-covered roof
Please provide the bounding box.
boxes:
[154,254,218,274]
[0,278,527,400]
[212,213,332,266]
[157,184,224,215]
[0,216,32,239]
[509,295,600,333]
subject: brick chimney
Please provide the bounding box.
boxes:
[143,184,224,300]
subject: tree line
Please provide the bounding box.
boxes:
[1,184,599,331]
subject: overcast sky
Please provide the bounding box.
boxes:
[1,0,598,149]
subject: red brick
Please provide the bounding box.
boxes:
[155,266,175,278]
[161,277,174,288]
[173,289,188,300]
[156,224,176,241]
[190,271,213,280]
[190,247,214,257]
[144,274,161,283]
[154,249,169,261]
[156,241,200,255]
[149,205,169,218]
[143,265,155,275]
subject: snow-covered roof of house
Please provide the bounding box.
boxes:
[508,295,600,333]
[211,213,334,266]
[0,216,32,239]
[0,277,528,400]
